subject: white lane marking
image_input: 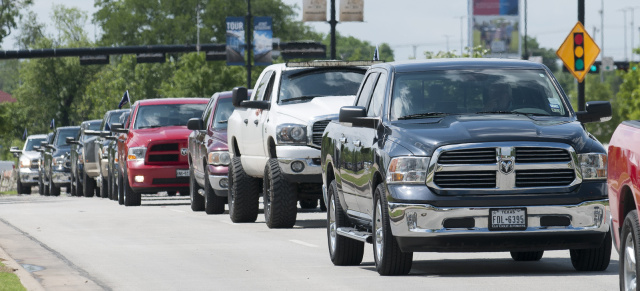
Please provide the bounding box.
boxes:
[289,240,318,248]
[169,209,185,213]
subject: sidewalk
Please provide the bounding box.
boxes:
[0,218,104,290]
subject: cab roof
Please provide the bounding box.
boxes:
[372,58,548,73]
[135,97,209,106]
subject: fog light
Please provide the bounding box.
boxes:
[134,175,144,183]
[291,161,305,173]
[219,178,228,188]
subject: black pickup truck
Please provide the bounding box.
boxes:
[321,59,613,275]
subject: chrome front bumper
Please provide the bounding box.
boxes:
[278,158,322,175]
[18,168,39,185]
[51,171,71,184]
[388,199,609,238]
[209,174,228,197]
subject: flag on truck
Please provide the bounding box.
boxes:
[22,128,27,140]
[118,90,130,109]
[49,119,55,129]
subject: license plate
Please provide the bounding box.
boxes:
[489,208,527,231]
[176,169,189,177]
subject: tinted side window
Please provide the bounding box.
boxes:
[253,71,274,101]
[202,97,215,127]
[367,73,387,117]
[356,73,379,108]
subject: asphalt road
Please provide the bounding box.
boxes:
[0,193,619,291]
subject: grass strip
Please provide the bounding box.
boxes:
[0,259,26,291]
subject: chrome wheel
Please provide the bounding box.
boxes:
[624,231,637,291]
[374,199,384,264]
[328,193,337,255]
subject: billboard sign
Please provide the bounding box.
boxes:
[226,17,245,66]
[470,0,520,58]
[253,17,273,66]
[303,0,327,22]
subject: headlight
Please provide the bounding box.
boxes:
[128,147,147,161]
[386,157,430,184]
[53,156,66,166]
[19,158,30,168]
[208,151,231,166]
[578,153,607,180]
[276,124,307,145]
[101,145,109,159]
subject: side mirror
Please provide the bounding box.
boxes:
[9,146,20,154]
[110,123,128,134]
[187,118,204,130]
[33,146,41,152]
[84,130,102,136]
[240,100,270,110]
[232,87,249,107]
[576,101,612,123]
[339,106,379,128]
[65,137,76,145]
[100,131,111,138]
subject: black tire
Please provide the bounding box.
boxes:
[327,180,364,266]
[117,172,124,205]
[109,170,117,201]
[69,172,76,196]
[263,159,298,229]
[75,169,84,197]
[123,168,141,206]
[373,183,413,275]
[49,175,60,196]
[228,157,259,223]
[204,169,225,215]
[22,185,31,195]
[299,199,318,209]
[83,171,95,198]
[167,191,177,196]
[17,179,23,194]
[570,230,612,271]
[621,210,640,290]
[190,166,204,211]
[100,176,108,198]
[510,251,544,261]
[42,174,50,196]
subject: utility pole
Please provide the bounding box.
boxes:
[578,0,585,111]
[246,0,252,88]
[329,0,337,59]
[459,16,464,56]
[524,0,528,58]
[620,8,628,61]
[600,0,604,82]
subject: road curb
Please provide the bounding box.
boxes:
[0,245,45,291]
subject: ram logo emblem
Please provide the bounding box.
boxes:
[181,148,188,156]
[499,158,514,175]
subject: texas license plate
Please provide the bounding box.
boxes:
[176,169,189,177]
[489,208,527,231]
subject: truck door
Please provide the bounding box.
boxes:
[241,70,274,160]
[356,72,387,218]
[340,73,378,214]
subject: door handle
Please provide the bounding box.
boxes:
[254,119,259,125]
[339,137,347,144]
[244,119,248,124]
[353,140,362,147]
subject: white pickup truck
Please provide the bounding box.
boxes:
[227,61,372,228]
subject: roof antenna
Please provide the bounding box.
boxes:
[373,45,379,61]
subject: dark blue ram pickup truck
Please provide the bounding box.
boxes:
[321,59,613,275]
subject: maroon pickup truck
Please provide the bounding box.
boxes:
[187,91,251,214]
[111,98,208,206]
[608,120,640,290]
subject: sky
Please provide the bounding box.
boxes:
[4,0,640,63]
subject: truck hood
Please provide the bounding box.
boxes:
[209,130,228,151]
[20,151,41,160]
[276,96,354,123]
[129,126,192,147]
[389,115,600,155]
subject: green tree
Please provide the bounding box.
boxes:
[424,45,488,59]
[0,0,32,44]
[523,36,558,72]
[321,32,393,61]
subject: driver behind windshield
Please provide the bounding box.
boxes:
[483,83,513,112]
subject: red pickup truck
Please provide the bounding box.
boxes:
[111,98,208,206]
[609,120,640,290]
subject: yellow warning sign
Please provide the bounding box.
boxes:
[556,22,600,83]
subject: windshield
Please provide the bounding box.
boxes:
[24,138,46,151]
[134,103,206,129]
[212,98,233,129]
[278,69,365,102]
[390,69,569,120]
[56,129,80,146]
[83,122,101,141]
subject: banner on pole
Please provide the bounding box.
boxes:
[303,0,327,22]
[471,0,521,58]
[339,0,364,22]
[226,17,246,66]
[253,17,273,66]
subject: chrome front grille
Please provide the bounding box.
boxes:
[311,119,331,148]
[427,142,580,194]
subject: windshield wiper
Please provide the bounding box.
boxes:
[138,125,163,129]
[398,112,448,120]
[476,111,552,117]
[217,120,228,124]
[281,95,321,103]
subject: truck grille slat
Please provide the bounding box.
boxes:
[312,120,331,148]
[438,149,496,164]
[515,147,571,163]
[434,171,496,188]
[515,169,575,187]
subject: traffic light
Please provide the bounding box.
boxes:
[573,32,584,71]
[589,61,599,73]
